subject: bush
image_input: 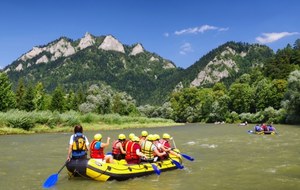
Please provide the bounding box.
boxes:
[6,113,35,131]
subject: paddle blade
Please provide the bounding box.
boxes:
[151,163,161,175]
[172,159,184,169]
[43,173,58,188]
[181,153,194,161]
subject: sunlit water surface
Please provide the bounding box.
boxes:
[1,124,299,190]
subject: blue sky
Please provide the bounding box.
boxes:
[1,0,300,69]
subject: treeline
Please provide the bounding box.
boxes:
[1,40,300,127]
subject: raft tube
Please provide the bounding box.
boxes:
[248,130,276,135]
[66,149,183,181]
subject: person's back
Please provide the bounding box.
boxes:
[125,136,145,164]
[90,133,114,163]
[254,124,262,132]
[141,135,155,161]
[67,125,89,161]
[268,125,276,132]
[112,134,126,160]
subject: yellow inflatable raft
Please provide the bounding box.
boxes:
[66,149,183,181]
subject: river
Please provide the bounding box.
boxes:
[1,123,300,190]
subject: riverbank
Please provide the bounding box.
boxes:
[0,110,182,135]
[0,122,183,135]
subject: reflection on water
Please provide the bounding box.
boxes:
[1,124,300,190]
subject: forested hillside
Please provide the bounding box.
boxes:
[1,36,300,124]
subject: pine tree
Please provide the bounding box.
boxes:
[21,84,35,111]
[34,82,46,111]
[0,72,16,111]
[15,78,25,109]
[50,86,66,113]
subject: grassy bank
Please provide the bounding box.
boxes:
[0,110,182,135]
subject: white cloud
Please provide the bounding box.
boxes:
[164,32,169,37]
[179,42,193,55]
[256,32,300,44]
[175,24,228,35]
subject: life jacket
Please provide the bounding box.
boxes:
[141,140,154,159]
[159,139,171,149]
[125,141,140,163]
[158,139,169,160]
[90,140,104,159]
[112,140,122,155]
[72,133,87,158]
[254,125,262,132]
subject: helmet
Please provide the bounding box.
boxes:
[154,134,160,140]
[147,134,155,141]
[94,133,102,141]
[141,130,148,137]
[163,133,171,139]
[118,134,126,140]
[132,136,140,142]
[129,133,135,140]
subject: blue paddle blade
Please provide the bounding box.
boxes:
[181,153,194,161]
[43,173,58,188]
[151,163,161,175]
[171,159,184,169]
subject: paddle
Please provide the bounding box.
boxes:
[170,158,184,169]
[180,153,194,161]
[164,145,195,162]
[43,160,68,189]
[151,163,161,175]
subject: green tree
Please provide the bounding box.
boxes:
[283,70,300,123]
[254,78,274,111]
[112,92,137,115]
[228,83,254,113]
[15,78,25,109]
[0,72,16,111]
[271,79,288,110]
[21,84,35,111]
[66,90,78,111]
[33,82,46,111]
[294,39,300,50]
[50,86,66,113]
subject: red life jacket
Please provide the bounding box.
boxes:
[125,141,140,163]
[90,140,104,159]
[159,139,171,148]
[112,140,122,155]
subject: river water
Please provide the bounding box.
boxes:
[0,123,300,190]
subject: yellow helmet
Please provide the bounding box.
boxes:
[154,134,160,140]
[118,134,126,140]
[132,136,140,142]
[147,134,155,141]
[163,133,171,139]
[94,133,102,141]
[141,130,148,137]
[129,133,135,140]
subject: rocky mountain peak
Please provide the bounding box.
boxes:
[130,43,144,56]
[190,46,247,87]
[19,47,43,62]
[99,35,125,53]
[78,32,95,50]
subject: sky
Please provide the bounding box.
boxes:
[1,0,300,69]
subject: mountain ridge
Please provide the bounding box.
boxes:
[3,33,274,105]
